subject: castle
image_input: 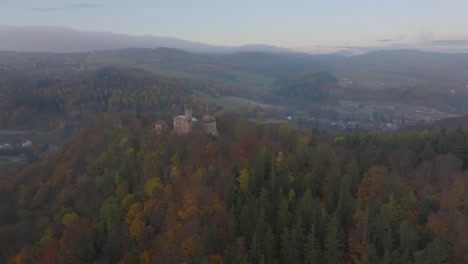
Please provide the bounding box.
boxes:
[173,105,218,137]
[173,105,193,134]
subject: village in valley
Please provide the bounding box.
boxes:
[0,130,35,169]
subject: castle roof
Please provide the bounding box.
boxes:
[176,115,198,122]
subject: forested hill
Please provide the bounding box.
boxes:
[1,67,184,131]
[0,67,236,134]
[1,111,467,263]
[274,71,340,105]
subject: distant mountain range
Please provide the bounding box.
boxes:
[1,32,468,92]
[0,26,291,53]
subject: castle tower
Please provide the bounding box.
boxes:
[173,105,193,134]
[185,105,192,122]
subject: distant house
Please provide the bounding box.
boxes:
[1,143,12,149]
[21,140,32,147]
[154,119,169,133]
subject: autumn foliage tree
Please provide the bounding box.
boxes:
[1,112,467,263]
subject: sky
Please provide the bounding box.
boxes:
[1,0,468,53]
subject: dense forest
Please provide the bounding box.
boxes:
[0,67,246,135]
[0,53,467,264]
[0,111,467,263]
[273,72,339,106]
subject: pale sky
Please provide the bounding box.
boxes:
[1,0,468,53]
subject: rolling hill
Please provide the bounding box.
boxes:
[336,49,468,89]
[0,26,290,54]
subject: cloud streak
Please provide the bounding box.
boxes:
[70,4,104,9]
[32,7,63,11]
[377,39,396,42]
[431,40,468,46]
[33,3,103,12]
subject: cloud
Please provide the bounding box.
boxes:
[377,35,406,43]
[70,4,104,9]
[33,3,103,12]
[303,36,468,55]
[32,7,64,11]
[377,39,396,42]
[431,39,468,46]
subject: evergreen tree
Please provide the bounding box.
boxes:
[398,220,418,258]
[296,189,314,231]
[227,206,238,241]
[221,245,234,264]
[336,174,354,230]
[257,188,273,222]
[382,249,392,264]
[263,225,275,264]
[225,176,237,208]
[293,218,305,262]
[249,233,262,264]
[325,166,340,215]
[323,215,343,264]
[254,208,267,247]
[290,224,301,263]
[239,196,256,241]
[128,244,139,264]
[304,225,321,264]
[280,228,297,264]
[424,238,449,264]
[361,243,379,264]
[276,151,290,195]
[277,197,291,235]
[421,141,436,161]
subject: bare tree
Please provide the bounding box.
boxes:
[388,148,417,178]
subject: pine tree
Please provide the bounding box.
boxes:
[304,225,321,264]
[276,197,291,235]
[227,207,238,241]
[293,218,305,262]
[360,243,378,264]
[336,174,354,229]
[398,220,418,259]
[225,176,237,207]
[280,228,297,264]
[424,238,449,264]
[290,224,300,263]
[263,225,275,264]
[249,233,262,264]
[323,215,343,264]
[221,244,234,264]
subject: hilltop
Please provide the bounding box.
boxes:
[0,26,290,54]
